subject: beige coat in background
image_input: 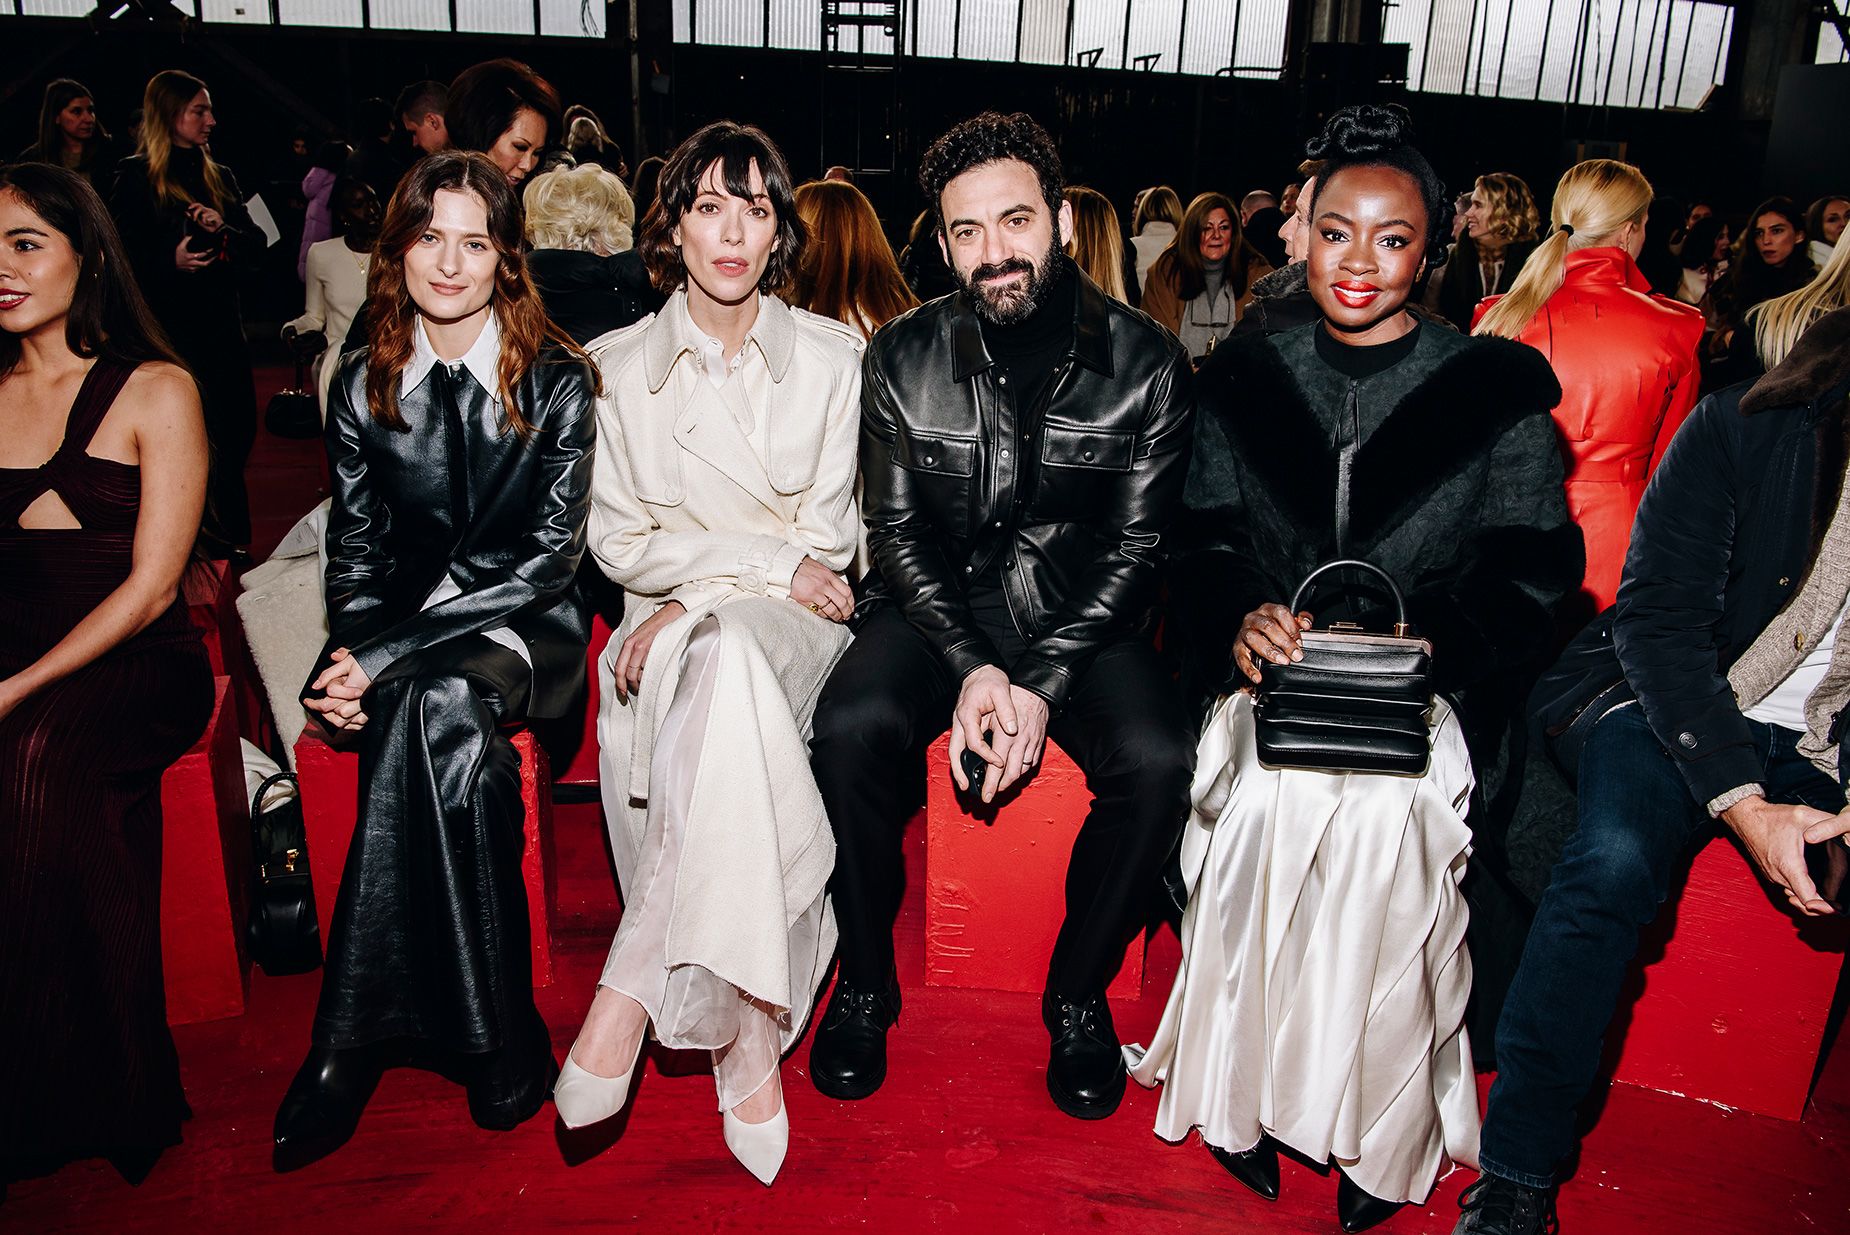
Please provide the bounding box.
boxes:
[586,290,863,1035]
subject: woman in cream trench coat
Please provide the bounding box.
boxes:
[549,122,865,1186]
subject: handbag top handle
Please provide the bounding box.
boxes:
[1289,558,1410,633]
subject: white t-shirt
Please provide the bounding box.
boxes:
[1744,599,1846,731]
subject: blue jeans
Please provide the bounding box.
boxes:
[1478,704,1843,1188]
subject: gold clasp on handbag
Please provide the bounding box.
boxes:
[1329,621,1364,633]
[259,847,301,881]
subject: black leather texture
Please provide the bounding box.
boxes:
[1255,629,1436,776]
[857,270,1195,709]
[312,345,598,721]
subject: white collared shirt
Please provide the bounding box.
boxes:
[406,309,530,670]
[403,309,503,405]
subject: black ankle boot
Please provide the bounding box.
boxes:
[1041,989,1126,1120]
[1207,1137,1280,1201]
[272,1043,384,1172]
[810,972,900,1100]
[467,1015,559,1131]
[1336,1168,1405,1232]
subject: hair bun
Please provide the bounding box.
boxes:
[1304,104,1416,161]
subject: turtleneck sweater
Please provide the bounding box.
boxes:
[966,256,1080,665]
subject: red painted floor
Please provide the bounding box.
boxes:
[7,370,1847,1232]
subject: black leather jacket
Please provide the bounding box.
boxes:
[315,346,598,719]
[860,272,1195,709]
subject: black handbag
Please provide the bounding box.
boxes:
[264,358,321,441]
[1253,558,1436,775]
[246,770,322,976]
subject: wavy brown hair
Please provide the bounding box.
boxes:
[636,120,805,295]
[1154,190,1265,302]
[364,151,592,438]
[792,179,917,336]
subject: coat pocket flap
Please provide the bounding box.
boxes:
[1041,424,1135,471]
[896,432,977,477]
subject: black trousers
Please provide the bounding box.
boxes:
[811,606,1195,998]
[312,637,542,1056]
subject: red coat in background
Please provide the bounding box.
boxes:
[1475,247,1703,615]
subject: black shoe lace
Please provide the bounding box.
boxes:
[1460,1177,1559,1235]
[828,984,891,1025]
[1052,997,1104,1039]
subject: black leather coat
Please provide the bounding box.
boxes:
[859,272,1195,709]
[314,346,598,720]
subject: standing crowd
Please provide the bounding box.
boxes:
[3,57,1850,1235]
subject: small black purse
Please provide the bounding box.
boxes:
[1253,558,1435,776]
[264,358,322,441]
[246,770,322,976]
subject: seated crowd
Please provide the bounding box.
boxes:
[4,59,1850,1235]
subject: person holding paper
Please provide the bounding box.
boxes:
[109,69,263,551]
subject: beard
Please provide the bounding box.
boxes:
[954,232,1066,326]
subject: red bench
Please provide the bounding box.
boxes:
[1607,836,1849,1120]
[292,728,559,987]
[159,675,251,1026]
[923,734,1144,999]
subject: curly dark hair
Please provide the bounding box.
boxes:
[635,120,805,296]
[1307,104,1454,272]
[918,111,1064,228]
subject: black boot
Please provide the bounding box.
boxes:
[272,1044,384,1172]
[1336,1168,1405,1233]
[809,972,901,1100]
[1452,1175,1558,1235]
[1207,1137,1280,1201]
[1041,990,1126,1120]
[466,1012,559,1131]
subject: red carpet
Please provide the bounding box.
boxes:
[6,369,1847,1231]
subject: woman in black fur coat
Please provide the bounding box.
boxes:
[1126,106,1581,1233]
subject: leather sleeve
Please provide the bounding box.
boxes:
[320,358,400,656]
[1011,344,1196,709]
[1613,396,1766,807]
[860,340,1004,678]
[345,364,598,683]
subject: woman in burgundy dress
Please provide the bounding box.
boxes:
[0,163,212,1185]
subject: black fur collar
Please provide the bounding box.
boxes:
[1207,326,1561,554]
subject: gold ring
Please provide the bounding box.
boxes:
[809,602,821,613]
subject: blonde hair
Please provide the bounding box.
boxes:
[1132,185,1181,234]
[522,163,634,254]
[1472,171,1542,245]
[138,70,234,212]
[1750,237,1850,369]
[1474,159,1652,340]
[1064,186,1128,302]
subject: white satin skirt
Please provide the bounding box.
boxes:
[1127,692,1481,1204]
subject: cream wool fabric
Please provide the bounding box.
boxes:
[587,290,863,1045]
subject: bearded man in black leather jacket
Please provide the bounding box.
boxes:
[808,112,1197,1119]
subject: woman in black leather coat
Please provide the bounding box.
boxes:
[271,151,597,1172]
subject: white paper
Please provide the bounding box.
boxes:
[245,192,281,248]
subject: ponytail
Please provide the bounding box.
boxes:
[1474,158,1653,340]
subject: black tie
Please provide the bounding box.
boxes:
[435,364,473,538]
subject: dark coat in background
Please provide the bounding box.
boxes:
[529,248,664,345]
[1437,235,1539,332]
[110,149,261,544]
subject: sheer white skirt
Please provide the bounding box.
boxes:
[598,617,829,1113]
[1127,692,1481,1204]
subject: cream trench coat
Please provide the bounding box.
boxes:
[586,290,864,1027]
